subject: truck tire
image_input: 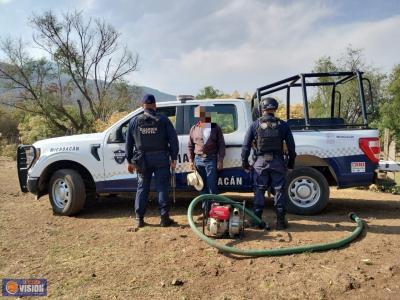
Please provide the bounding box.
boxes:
[49,169,86,216]
[285,167,329,215]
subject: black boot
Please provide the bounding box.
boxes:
[276,214,288,230]
[135,217,145,228]
[250,212,270,230]
[160,214,176,227]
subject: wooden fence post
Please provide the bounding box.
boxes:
[388,140,397,180]
[383,128,390,160]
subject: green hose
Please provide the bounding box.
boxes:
[187,194,365,257]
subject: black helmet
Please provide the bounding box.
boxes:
[261,97,279,110]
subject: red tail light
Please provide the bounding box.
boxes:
[359,137,380,163]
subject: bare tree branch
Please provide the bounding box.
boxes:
[1,10,139,133]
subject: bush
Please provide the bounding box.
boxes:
[0,142,17,160]
[94,111,129,132]
[369,177,400,195]
[0,109,21,143]
[18,115,64,144]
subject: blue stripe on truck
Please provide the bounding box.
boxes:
[95,155,377,193]
[325,154,377,188]
[96,167,254,193]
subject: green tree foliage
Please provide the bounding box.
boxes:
[309,56,338,117]
[196,86,224,99]
[309,47,386,124]
[211,112,235,133]
[378,65,400,143]
[17,114,64,144]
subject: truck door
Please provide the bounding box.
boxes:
[101,105,183,193]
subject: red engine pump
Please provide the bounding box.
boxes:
[209,204,230,221]
[207,203,243,238]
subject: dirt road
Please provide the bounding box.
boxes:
[1,157,400,299]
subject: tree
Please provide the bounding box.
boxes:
[0,108,19,143]
[18,114,64,144]
[196,86,224,99]
[0,40,77,133]
[309,56,338,117]
[242,92,252,101]
[0,10,139,135]
[230,90,241,98]
[378,65,400,143]
[309,47,386,124]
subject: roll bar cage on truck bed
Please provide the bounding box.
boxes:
[251,70,400,173]
[251,70,373,129]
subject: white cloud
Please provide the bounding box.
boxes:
[124,1,400,95]
[2,0,398,96]
[0,0,13,4]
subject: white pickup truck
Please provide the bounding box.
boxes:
[18,71,395,216]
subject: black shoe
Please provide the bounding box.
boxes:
[276,216,288,230]
[160,215,176,227]
[246,214,270,230]
[135,218,145,228]
[247,220,270,230]
[249,212,269,229]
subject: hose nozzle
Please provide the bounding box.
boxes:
[348,212,357,221]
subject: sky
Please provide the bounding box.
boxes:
[0,0,400,96]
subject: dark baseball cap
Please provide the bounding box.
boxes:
[141,94,156,104]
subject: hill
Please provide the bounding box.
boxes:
[0,61,176,107]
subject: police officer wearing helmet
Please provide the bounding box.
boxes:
[125,94,179,228]
[241,97,296,230]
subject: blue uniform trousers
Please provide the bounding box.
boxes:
[194,155,218,213]
[252,156,287,217]
[195,155,218,195]
[135,152,170,218]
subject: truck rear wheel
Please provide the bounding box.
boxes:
[49,169,86,216]
[285,167,329,215]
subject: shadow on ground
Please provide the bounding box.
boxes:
[76,192,400,236]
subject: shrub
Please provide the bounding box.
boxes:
[94,111,129,132]
[0,142,17,160]
[18,115,64,144]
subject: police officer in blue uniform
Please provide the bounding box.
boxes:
[125,94,179,228]
[241,97,296,230]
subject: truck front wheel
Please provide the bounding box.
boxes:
[285,167,329,215]
[49,169,86,216]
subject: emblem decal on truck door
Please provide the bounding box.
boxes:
[114,150,126,164]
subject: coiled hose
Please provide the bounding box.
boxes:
[187,194,365,257]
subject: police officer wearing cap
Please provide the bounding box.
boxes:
[125,94,179,228]
[241,97,296,230]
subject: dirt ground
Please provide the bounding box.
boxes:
[1,157,400,300]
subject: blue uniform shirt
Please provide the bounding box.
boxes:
[241,114,296,169]
[125,109,179,163]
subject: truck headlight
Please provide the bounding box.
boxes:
[25,147,41,168]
